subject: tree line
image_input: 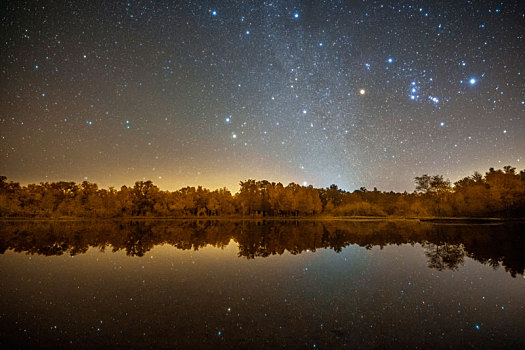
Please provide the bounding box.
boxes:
[0,165,524,218]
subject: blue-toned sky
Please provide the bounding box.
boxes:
[1,1,524,192]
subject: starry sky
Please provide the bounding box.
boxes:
[1,1,524,192]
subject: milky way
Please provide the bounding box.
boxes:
[1,1,524,192]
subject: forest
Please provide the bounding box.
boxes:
[0,166,524,218]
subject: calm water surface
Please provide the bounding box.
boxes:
[1,220,524,349]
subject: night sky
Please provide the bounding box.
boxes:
[1,1,524,192]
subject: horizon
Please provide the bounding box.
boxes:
[2,164,522,194]
[1,2,523,197]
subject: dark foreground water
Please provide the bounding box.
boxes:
[0,220,524,349]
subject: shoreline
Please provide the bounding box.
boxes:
[1,216,523,224]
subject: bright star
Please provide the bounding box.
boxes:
[469,78,477,85]
[294,13,299,19]
[359,89,366,95]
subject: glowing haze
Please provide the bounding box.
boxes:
[1,1,523,192]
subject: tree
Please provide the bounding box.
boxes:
[0,166,523,218]
[326,184,345,207]
[415,175,451,195]
[237,179,260,215]
[131,181,160,216]
[484,166,525,215]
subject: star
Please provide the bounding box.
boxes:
[0,0,521,197]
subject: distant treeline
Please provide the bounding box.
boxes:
[1,165,524,218]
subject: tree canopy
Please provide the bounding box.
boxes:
[1,166,524,218]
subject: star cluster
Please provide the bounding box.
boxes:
[1,1,523,191]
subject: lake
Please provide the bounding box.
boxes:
[1,220,524,349]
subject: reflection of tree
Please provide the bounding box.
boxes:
[0,220,523,277]
[124,223,156,257]
[423,243,465,271]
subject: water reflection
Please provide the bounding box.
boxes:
[1,220,523,277]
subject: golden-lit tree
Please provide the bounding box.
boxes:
[0,166,523,218]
